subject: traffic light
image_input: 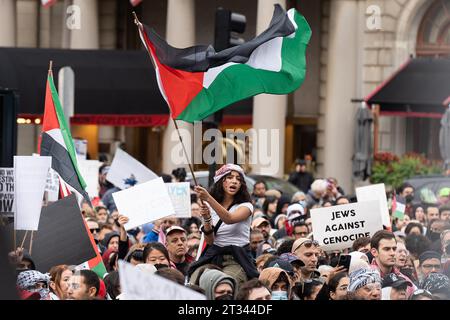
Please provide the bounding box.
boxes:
[207,8,246,187]
[0,89,18,167]
[214,7,247,52]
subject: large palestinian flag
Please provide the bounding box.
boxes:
[136,4,312,122]
[39,67,91,205]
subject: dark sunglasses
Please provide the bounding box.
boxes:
[293,240,319,253]
[89,228,100,233]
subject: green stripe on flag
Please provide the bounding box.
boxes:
[48,74,87,189]
[177,11,311,122]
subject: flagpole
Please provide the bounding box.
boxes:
[132,12,201,186]
[20,230,29,249]
[29,231,34,255]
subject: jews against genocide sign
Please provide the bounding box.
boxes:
[0,168,15,216]
[107,148,158,190]
[112,177,175,230]
[78,160,102,199]
[166,182,191,218]
[14,156,52,231]
[118,260,206,300]
[32,194,96,273]
[310,200,383,251]
[356,184,391,228]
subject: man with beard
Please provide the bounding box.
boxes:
[251,217,275,246]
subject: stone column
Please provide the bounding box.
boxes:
[251,0,287,178]
[69,0,99,49]
[161,0,195,174]
[0,0,16,46]
[320,0,358,193]
[16,0,39,47]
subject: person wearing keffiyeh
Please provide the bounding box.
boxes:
[420,273,450,300]
[347,268,382,300]
[16,270,51,300]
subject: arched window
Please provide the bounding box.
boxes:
[416,0,450,57]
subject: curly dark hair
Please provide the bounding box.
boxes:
[209,171,251,206]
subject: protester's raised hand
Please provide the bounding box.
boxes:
[194,186,210,202]
[200,204,211,219]
[117,214,129,226]
[8,247,24,265]
[327,265,347,284]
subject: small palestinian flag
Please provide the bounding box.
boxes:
[39,63,91,205]
[392,194,406,220]
[135,4,311,122]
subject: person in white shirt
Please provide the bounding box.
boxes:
[188,164,259,286]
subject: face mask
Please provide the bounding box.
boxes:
[271,290,288,300]
[429,232,441,242]
[215,294,233,300]
[298,200,307,208]
[405,195,414,203]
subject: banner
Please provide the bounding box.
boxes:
[310,200,383,251]
[14,156,51,231]
[118,260,205,300]
[166,182,191,218]
[78,160,102,199]
[44,168,60,202]
[107,148,158,190]
[112,177,175,230]
[31,194,97,273]
[0,168,15,216]
[355,183,391,227]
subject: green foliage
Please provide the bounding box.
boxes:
[370,152,442,189]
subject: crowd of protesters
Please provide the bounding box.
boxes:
[7,159,450,300]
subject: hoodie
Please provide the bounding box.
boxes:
[259,267,293,298]
[199,269,237,300]
[101,232,120,250]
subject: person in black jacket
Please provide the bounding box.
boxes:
[288,159,314,193]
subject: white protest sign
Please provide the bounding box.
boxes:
[356,183,391,228]
[112,177,175,230]
[78,160,102,199]
[118,260,206,300]
[166,182,191,218]
[0,167,15,216]
[107,148,158,190]
[44,168,60,202]
[310,200,383,251]
[14,156,52,230]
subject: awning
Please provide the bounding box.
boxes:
[0,48,251,126]
[365,57,450,118]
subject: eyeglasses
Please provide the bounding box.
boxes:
[422,264,441,270]
[293,240,319,253]
[89,228,100,233]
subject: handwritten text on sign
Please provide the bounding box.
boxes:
[311,200,383,251]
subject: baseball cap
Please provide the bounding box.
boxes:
[279,252,305,267]
[382,273,412,289]
[251,217,270,229]
[287,203,305,221]
[165,226,186,236]
[439,188,450,197]
[267,259,295,274]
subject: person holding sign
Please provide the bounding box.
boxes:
[189,164,259,286]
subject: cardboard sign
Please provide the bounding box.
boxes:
[166,182,191,218]
[310,200,383,251]
[356,184,391,227]
[78,160,102,199]
[118,260,206,300]
[112,177,175,230]
[31,194,96,273]
[107,148,158,190]
[0,168,15,216]
[14,156,52,231]
[44,168,60,202]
